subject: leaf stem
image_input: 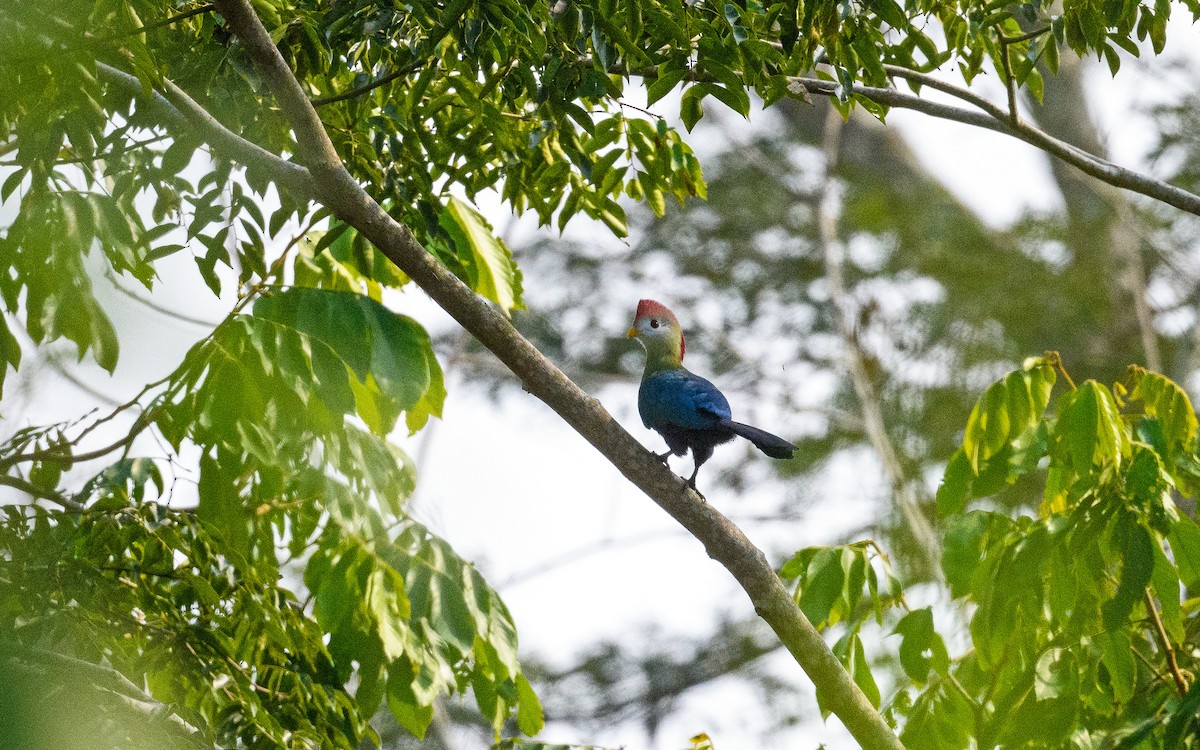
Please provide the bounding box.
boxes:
[1044,350,1076,389]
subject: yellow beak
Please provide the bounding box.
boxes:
[626,327,639,338]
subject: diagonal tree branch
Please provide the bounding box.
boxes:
[208,1,902,748]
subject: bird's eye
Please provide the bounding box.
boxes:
[650,319,660,329]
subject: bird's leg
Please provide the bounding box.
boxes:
[684,464,706,500]
[683,445,713,499]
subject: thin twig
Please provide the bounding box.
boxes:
[312,61,426,106]
[995,34,1020,127]
[107,274,222,328]
[52,134,171,165]
[1143,588,1189,694]
[2,415,150,468]
[93,3,216,42]
[311,0,472,107]
[617,99,664,119]
[1044,350,1076,389]
[1001,26,1051,44]
[785,72,1200,218]
[46,355,123,407]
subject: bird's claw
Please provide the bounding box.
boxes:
[684,476,706,501]
[653,450,672,465]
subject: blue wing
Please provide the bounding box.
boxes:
[639,369,732,431]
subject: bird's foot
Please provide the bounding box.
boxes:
[653,450,673,465]
[684,476,706,501]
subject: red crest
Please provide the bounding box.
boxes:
[634,299,685,359]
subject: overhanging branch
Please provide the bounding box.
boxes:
[787,74,1200,217]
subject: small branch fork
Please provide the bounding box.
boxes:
[995,33,1021,127]
[994,26,1051,128]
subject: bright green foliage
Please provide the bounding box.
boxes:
[780,362,1200,748]
[439,198,525,314]
[938,357,1056,515]
[305,520,541,739]
[779,541,904,717]
[904,362,1200,749]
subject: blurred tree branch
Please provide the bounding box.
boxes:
[814,108,943,580]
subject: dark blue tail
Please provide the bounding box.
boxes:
[720,419,796,459]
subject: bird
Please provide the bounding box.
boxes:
[626,299,797,494]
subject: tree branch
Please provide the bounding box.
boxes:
[995,34,1020,127]
[94,62,314,199]
[311,61,426,107]
[0,474,85,510]
[1,415,150,470]
[209,1,902,747]
[92,3,216,43]
[785,74,1200,217]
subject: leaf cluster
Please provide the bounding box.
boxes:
[896,360,1200,749]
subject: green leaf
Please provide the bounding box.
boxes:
[941,511,1004,599]
[961,359,1055,473]
[936,448,971,516]
[0,315,21,397]
[1168,517,1200,589]
[844,632,881,708]
[647,61,688,106]
[680,85,704,131]
[1150,540,1184,644]
[1100,519,1154,631]
[893,607,950,684]
[1098,631,1135,703]
[439,197,524,314]
[387,671,435,739]
[515,674,544,736]
[253,288,445,435]
[197,452,250,562]
[797,547,844,626]
[1127,367,1198,487]
[1052,379,1126,476]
